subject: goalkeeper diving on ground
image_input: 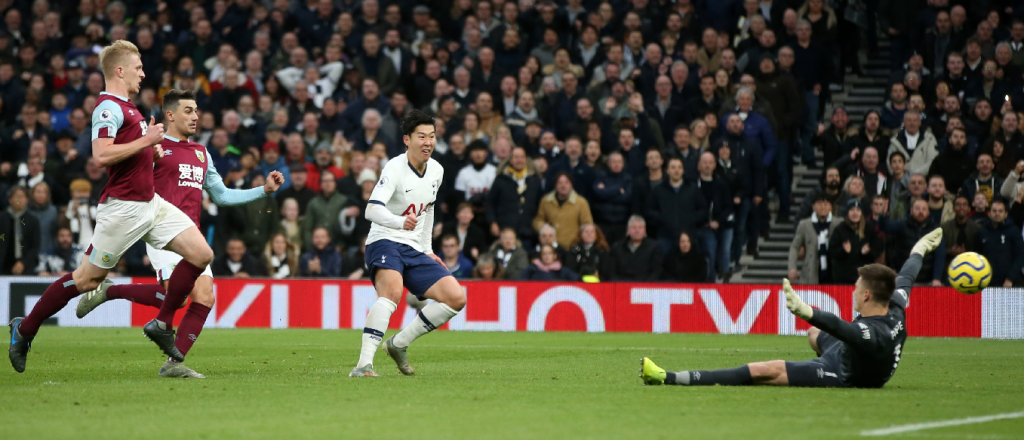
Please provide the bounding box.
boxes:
[639,228,944,388]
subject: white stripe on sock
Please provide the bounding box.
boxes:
[392,302,459,348]
[356,297,397,368]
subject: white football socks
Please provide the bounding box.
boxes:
[356,297,397,368]
[392,302,460,348]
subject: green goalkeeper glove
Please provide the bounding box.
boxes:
[911,228,943,256]
[783,278,813,320]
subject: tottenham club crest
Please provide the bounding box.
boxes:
[432,180,439,195]
[195,150,206,162]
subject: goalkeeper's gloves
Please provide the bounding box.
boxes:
[911,228,943,256]
[783,278,813,321]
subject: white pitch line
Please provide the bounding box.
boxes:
[860,411,1024,437]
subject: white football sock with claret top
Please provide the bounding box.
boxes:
[392,302,460,348]
[357,297,398,368]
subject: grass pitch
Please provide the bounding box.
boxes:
[2,328,1022,440]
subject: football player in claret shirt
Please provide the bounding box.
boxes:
[349,109,468,378]
[74,89,284,378]
[640,229,944,389]
[10,41,215,372]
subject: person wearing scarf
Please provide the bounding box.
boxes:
[788,193,840,284]
[521,244,580,281]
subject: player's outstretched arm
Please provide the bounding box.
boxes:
[783,278,866,348]
[204,167,281,206]
[893,228,943,308]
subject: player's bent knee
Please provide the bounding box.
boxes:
[808,327,821,352]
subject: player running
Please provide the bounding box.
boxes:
[9,41,214,373]
[74,89,284,378]
[640,228,944,388]
[350,109,467,377]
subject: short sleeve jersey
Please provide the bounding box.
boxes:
[365,153,444,253]
[153,135,214,226]
[91,92,154,203]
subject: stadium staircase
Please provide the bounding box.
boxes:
[733,38,891,284]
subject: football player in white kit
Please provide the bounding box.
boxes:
[351,109,467,377]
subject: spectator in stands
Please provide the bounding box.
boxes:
[280,198,303,247]
[924,175,955,225]
[439,234,474,279]
[632,148,665,216]
[829,199,882,284]
[532,224,570,263]
[890,172,927,222]
[36,227,83,277]
[299,227,343,277]
[471,254,504,280]
[65,178,97,247]
[486,146,542,244]
[665,126,699,178]
[791,19,832,167]
[837,175,870,218]
[880,198,947,285]
[277,164,316,215]
[27,182,56,255]
[978,198,1023,287]
[591,151,633,244]
[941,195,982,268]
[880,82,909,131]
[720,113,766,260]
[534,172,594,249]
[929,128,974,192]
[788,193,840,285]
[487,227,529,280]
[607,215,664,281]
[455,140,497,205]
[646,156,708,252]
[437,203,487,262]
[663,231,709,283]
[303,171,348,250]
[0,186,39,275]
[993,112,1024,155]
[817,107,856,173]
[696,152,734,280]
[566,223,610,279]
[521,243,580,281]
[796,166,842,221]
[888,111,939,176]
[263,232,300,280]
[961,153,1004,205]
[354,32,398,96]
[547,136,596,201]
[213,238,263,278]
[258,142,292,189]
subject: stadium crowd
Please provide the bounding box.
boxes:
[1,0,1022,285]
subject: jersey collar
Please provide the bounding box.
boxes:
[407,159,427,178]
[99,91,129,102]
[163,134,188,143]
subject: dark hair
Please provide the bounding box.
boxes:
[163,88,196,111]
[441,233,459,244]
[990,197,1008,210]
[6,185,28,200]
[401,109,436,137]
[666,156,684,167]
[857,264,897,304]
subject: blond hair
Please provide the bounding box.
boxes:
[99,40,141,79]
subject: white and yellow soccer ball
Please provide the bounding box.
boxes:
[947,252,992,294]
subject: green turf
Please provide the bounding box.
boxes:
[2,328,1022,440]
